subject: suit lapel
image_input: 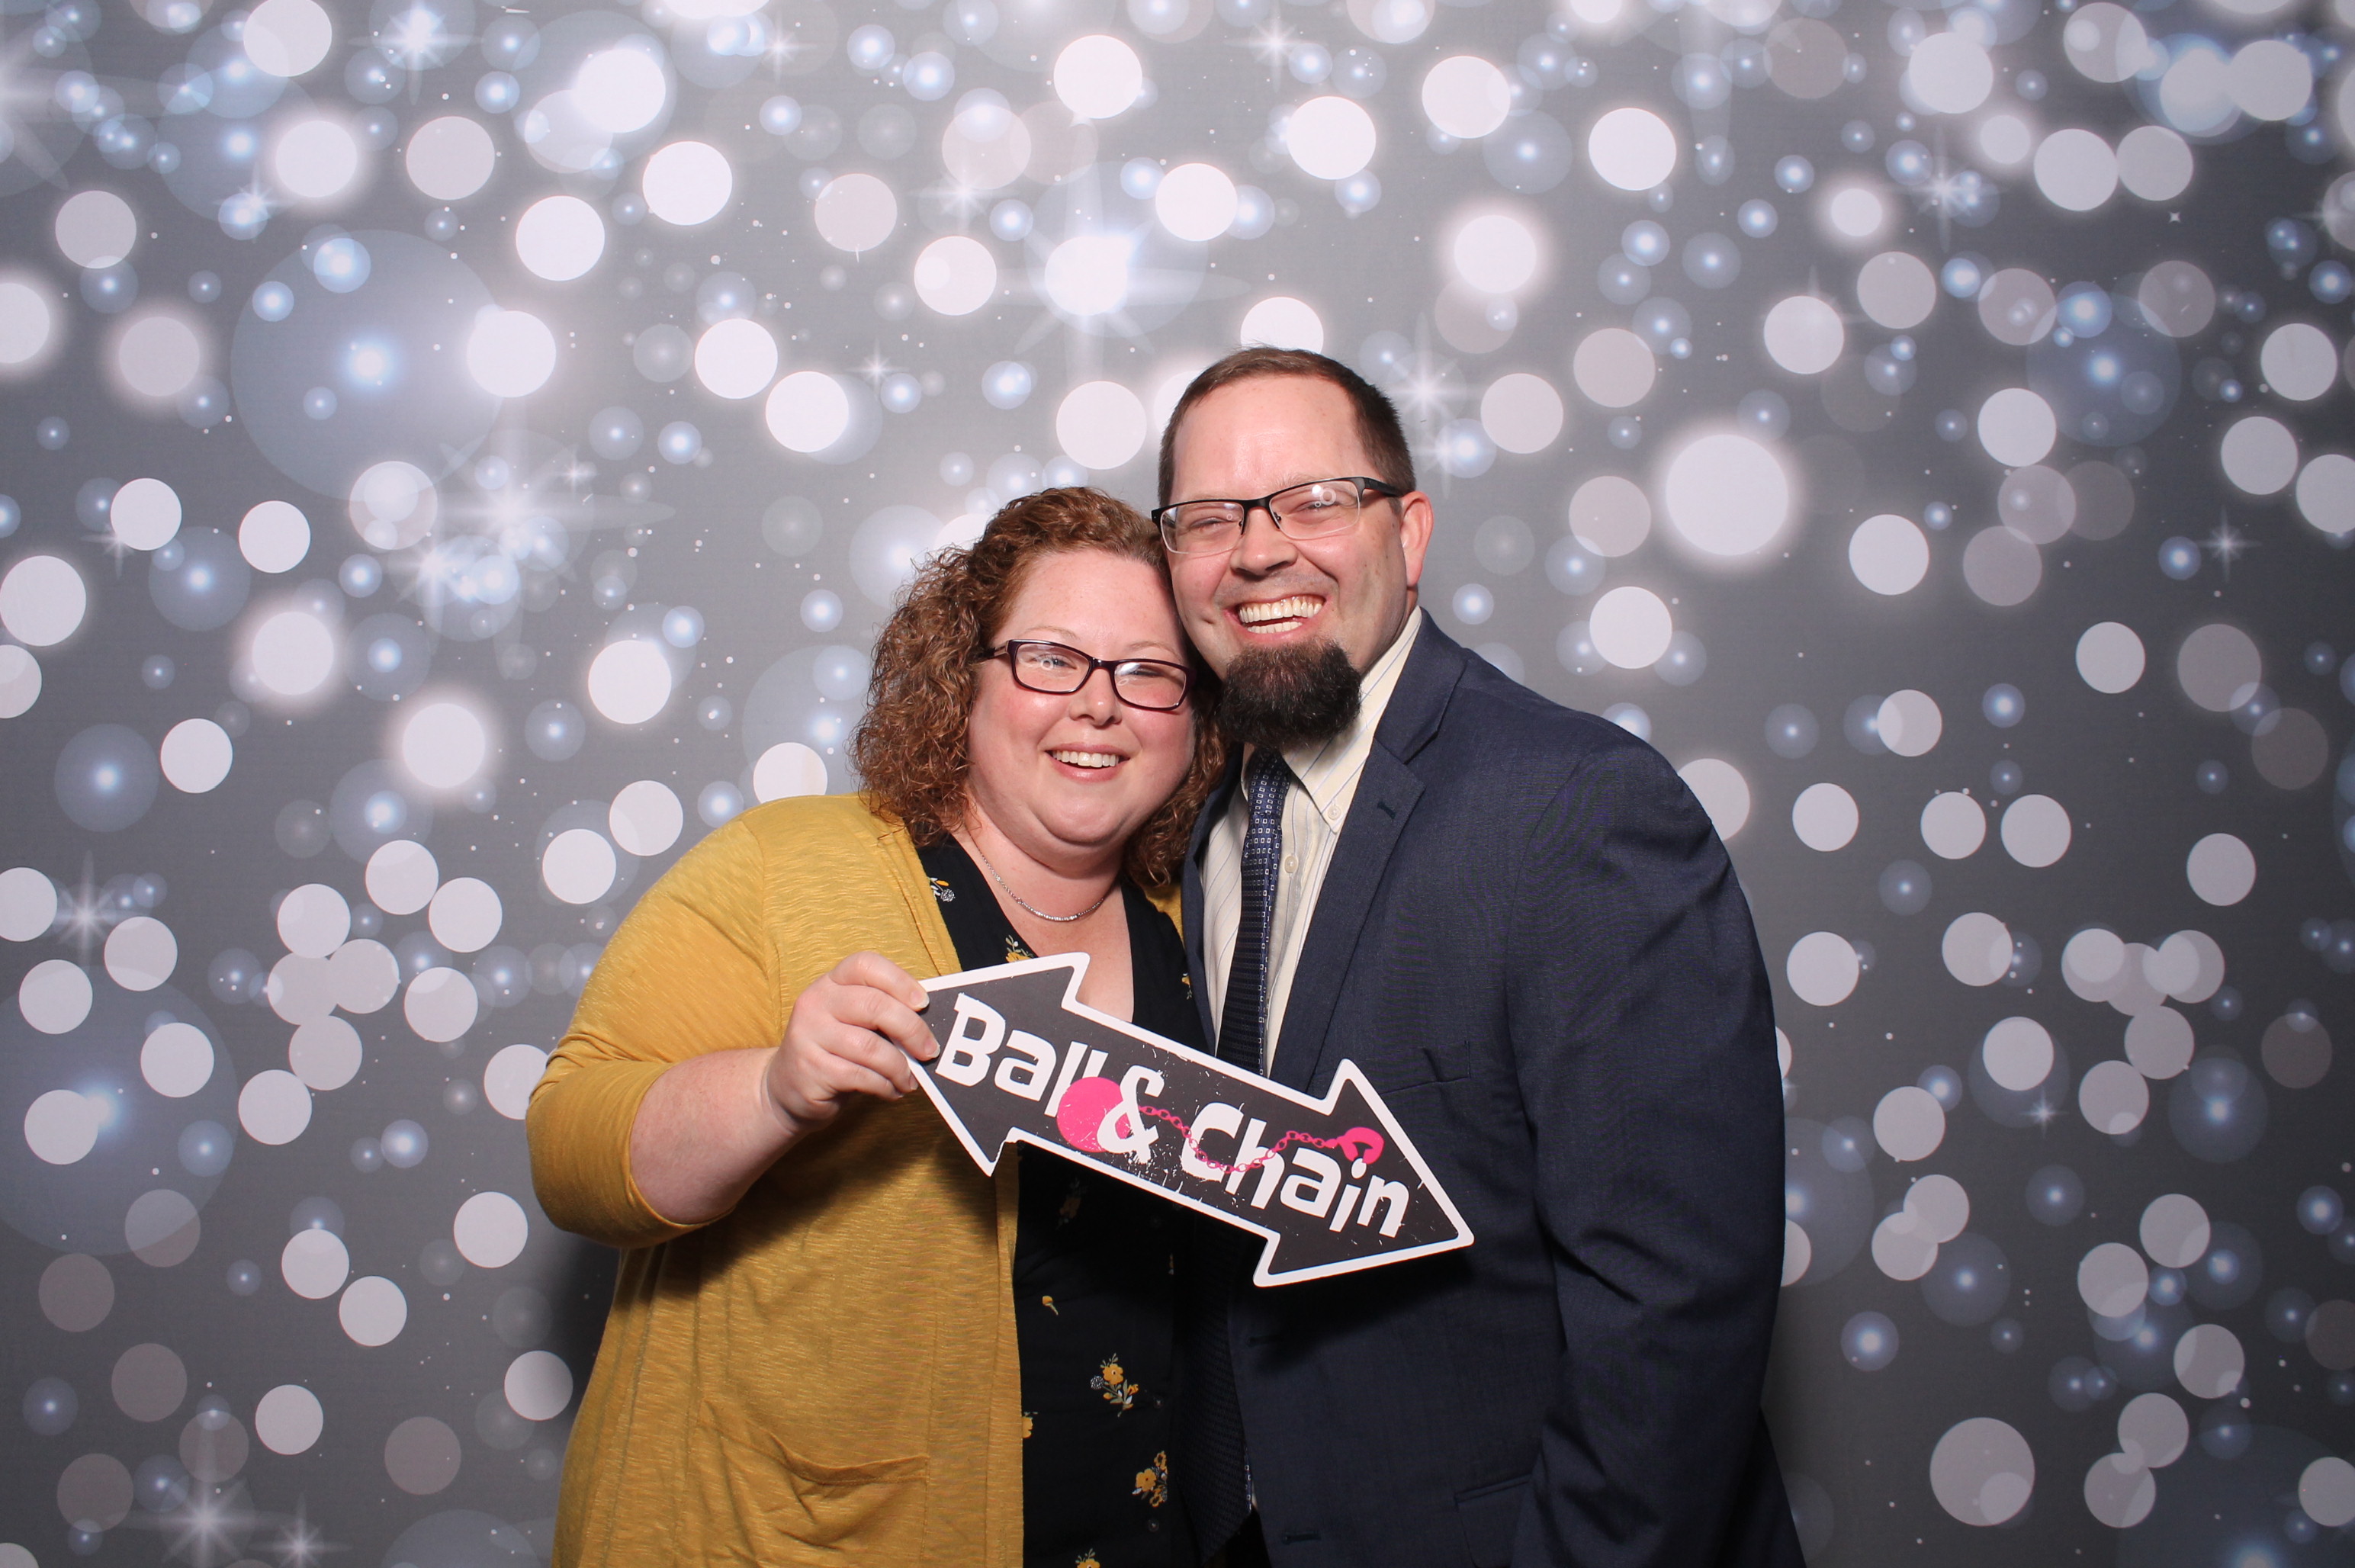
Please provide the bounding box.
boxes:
[1181,748,1243,1048]
[1271,619,1464,1094]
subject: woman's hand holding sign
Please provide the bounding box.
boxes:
[763,952,938,1133]
[628,953,936,1226]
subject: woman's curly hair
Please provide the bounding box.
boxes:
[853,487,1226,887]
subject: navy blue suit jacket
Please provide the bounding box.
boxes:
[1180,618,1800,1568]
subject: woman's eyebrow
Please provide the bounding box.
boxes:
[1011,625,1187,659]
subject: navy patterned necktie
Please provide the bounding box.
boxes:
[1186,749,1292,1560]
[1218,747,1293,1074]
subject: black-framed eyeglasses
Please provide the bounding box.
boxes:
[983,641,1194,711]
[1151,477,1406,556]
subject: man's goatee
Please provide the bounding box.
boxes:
[1215,639,1360,751]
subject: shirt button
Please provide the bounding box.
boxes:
[1281,855,1298,875]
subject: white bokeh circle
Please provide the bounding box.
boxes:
[455,1191,530,1268]
[1763,296,1845,376]
[1287,97,1377,180]
[1677,759,1751,840]
[516,195,607,283]
[753,742,829,802]
[1587,107,1678,191]
[693,318,778,400]
[1055,381,1149,471]
[404,967,479,1043]
[255,1385,325,1456]
[1942,912,2013,987]
[365,840,439,916]
[2000,794,2073,868]
[484,1043,551,1120]
[2075,622,2146,692]
[1663,433,1791,557]
[541,829,618,905]
[1977,389,2058,467]
[1849,514,1929,595]
[504,1350,573,1421]
[20,959,93,1035]
[912,236,997,316]
[103,917,176,992]
[141,1021,214,1098]
[239,501,311,574]
[1480,374,1564,454]
[1155,164,1239,243]
[2186,833,2255,905]
[588,639,676,725]
[404,116,496,202]
[609,781,684,856]
[339,1275,407,1347]
[765,371,853,455]
[1588,586,1672,668]
[1786,931,1860,1006]
[427,877,503,953]
[467,310,557,399]
[0,555,88,647]
[813,173,898,254]
[1422,56,1513,139]
[1052,35,1144,120]
[1920,792,1987,860]
[1791,784,1860,853]
[109,477,182,551]
[643,141,734,227]
[1239,296,1325,353]
[239,1069,313,1145]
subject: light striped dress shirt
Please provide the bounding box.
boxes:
[1201,609,1422,1069]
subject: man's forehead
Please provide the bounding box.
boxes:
[1171,377,1368,478]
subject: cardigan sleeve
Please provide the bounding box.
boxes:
[527,815,784,1250]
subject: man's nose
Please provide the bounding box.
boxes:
[1229,503,1297,575]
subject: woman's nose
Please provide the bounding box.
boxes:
[1065,665,1121,720]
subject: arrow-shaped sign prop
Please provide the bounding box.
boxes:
[911,954,1473,1287]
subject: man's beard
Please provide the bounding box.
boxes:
[1215,638,1361,752]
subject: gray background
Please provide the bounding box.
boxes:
[2,0,2353,1561]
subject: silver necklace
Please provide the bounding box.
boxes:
[965,837,1113,924]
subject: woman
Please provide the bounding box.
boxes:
[529,487,1224,1567]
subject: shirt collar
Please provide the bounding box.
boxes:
[1241,607,1422,829]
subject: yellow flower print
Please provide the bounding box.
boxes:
[1005,934,1036,962]
[1133,1451,1169,1508]
[1074,1552,1102,1568]
[1091,1355,1137,1411]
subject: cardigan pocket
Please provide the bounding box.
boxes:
[696,1397,931,1558]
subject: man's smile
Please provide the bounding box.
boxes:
[1233,595,1326,635]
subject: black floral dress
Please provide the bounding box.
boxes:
[916,837,1202,1568]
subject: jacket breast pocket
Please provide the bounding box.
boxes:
[694,1399,930,1562]
[1454,1473,1530,1568]
[1375,1040,1483,1096]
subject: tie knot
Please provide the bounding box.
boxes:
[1247,748,1293,816]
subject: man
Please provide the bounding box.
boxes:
[1157,348,1798,1568]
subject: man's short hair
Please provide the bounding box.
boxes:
[1156,348,1417,505]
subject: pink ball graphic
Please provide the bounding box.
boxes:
[1055,1077,1124,1152]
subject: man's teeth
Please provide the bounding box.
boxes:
[1052,750,1119,769]
[1238,596,1322,626]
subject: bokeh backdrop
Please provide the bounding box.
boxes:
[3,0,2353,1560]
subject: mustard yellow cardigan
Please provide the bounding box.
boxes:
[529,794,1025,1566]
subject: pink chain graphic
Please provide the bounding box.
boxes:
[1134,1105,1385,1176]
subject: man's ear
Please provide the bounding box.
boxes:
[1395,490,1435,590]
